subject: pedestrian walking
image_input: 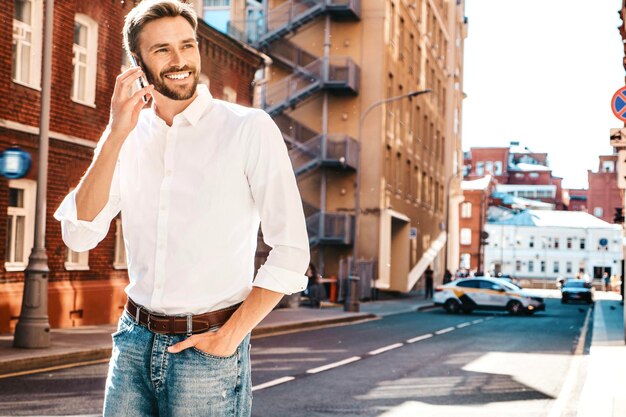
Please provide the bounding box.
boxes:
[305,262,326,308]
[424,266,434,299]
[54,1,309,415]
[603,272,611,292]
[443,269,452,284]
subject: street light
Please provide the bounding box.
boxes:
[13,0,54,348]
[346,89,432,312]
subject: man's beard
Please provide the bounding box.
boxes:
[145,64,199,101]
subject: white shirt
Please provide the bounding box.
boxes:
[54,85,309,315]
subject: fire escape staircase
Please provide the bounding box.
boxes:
[230,1,362,247]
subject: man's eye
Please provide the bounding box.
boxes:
[156,49,168,53]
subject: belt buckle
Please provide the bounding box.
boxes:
[186,314,193,336]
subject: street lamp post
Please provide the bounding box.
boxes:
[13,0,54,348]
[345,89,431,312]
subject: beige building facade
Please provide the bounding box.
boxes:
[225,0,467,294]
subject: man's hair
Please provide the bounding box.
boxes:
[123,0,198,56]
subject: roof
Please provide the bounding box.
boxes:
[491,192,555,210]
[461,175,492,191]
[510,162,551,172]
[488,209,621,229]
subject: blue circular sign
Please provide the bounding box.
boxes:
[0,147,31,179]
[611,87,626,122]
[599,238,608,247]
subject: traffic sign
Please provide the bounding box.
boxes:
[617,150,626,189]
[611,86,626,122]
[610,128,626,147]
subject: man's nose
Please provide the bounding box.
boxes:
[169,49,186,68]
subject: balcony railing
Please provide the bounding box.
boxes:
[307,211,354,246]
[289,134,359,175]
[228,0,360,46]
[265,56,360,115]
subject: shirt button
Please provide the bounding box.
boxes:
[156,283,163,290]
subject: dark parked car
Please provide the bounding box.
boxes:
[561,279,593,304]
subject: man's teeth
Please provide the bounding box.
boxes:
[165,72,190,80]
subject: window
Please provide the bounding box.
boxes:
[540,261,546,272]
[602,160,615,173]
[580,239,585,250]
[566,261,572,274]
[485,161,493,174]
[457,280,479,288]
[65,247,89,270]
[553,261,560,273]
[529,172,539,179]
[460,228,472,245]
[5,180,36,271]
[12,0,43,88]
[566,238,572,249]
[72,14,98,106]
[476,162,484,176]
[203,0,231,33]
[528,260,534,272]
[529,236,534,248]
[515,260,521,272]
[593,207,603,217]
[554,238,560,249]
[494,161,503,175]
[222,86,237,103]
[114,218,128,269]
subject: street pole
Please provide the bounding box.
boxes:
[13,0,53,348]
[443,169,461,272]
[346,89,431,312]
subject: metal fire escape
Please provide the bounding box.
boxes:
[229,0,361,247]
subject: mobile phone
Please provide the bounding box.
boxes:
[129,55,149,104]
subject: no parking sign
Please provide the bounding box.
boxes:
[611,86,626,122]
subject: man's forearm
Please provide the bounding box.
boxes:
[217,287,284,347]
[75,133,125,221]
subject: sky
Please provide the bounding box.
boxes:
[462,0,624,189]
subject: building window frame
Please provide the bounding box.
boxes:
[460,228,472,245]
[12,0,43,89]
[5,179,36,272]
[72,13,98,106]
[460,202,472,218]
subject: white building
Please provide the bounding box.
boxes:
[484,209,623,281]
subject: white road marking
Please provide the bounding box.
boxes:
[435,326,455,335]
[251,376,295,392]
[368,343,404,356]
[406,333,434,343]
[306,356,362,374]
[456,322,472,328]
[471,319,484,324]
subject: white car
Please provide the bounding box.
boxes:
[433,277,546,315]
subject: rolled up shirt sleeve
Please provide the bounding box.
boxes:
[245,111,310,294]
[54,143,122,252]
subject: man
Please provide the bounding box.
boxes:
[424,266,434,299]
[54,1,309,416]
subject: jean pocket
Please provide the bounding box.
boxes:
[191,345,239,361]
[111,313,135,339]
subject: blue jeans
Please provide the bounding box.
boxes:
[103,311,252,417]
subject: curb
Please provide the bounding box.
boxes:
[416,303,438,311]
[252,313,378,337]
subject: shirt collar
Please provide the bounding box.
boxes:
[179,84,212,127]
[150,84,212,127]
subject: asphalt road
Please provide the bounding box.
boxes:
[0,298,591,417]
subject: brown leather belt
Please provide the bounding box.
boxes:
[125,298,241,335]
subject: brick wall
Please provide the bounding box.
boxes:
[0,1,265,333]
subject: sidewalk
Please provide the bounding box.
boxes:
[576,292,625,417]
[0,296,435,377]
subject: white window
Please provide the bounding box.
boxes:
[554,238,560,249]
[72,14,98,106]
[515,260,521,272]
[475,162,484,176]
[114,218,128,269]
[566,238,573,249]
[515,173,524,179]
[5,180,36,271]
[460,202,472,218]
[529,236,534,248]
[494,161,503,175]
[12,0,43,88]
[540,261,545,272]
[460,228,472,245]
[593,207,603,217]
[566,261,572,274]
[529,172,539,179]
[602,160,615,173]
[485,161,493,174]
[65,247,89,270]
[528,260,534,272]
[580,238,585,250]
[223,86,237,103]
[553,261,560,273]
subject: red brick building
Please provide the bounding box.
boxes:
[464,141,565,209]
[587,155,622,223]
[459,175,497,273]
[0,0,265,333]
[566,189,588,212]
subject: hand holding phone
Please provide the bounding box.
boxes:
[129,55,149,104]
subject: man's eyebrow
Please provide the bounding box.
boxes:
[148,39,197,51]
